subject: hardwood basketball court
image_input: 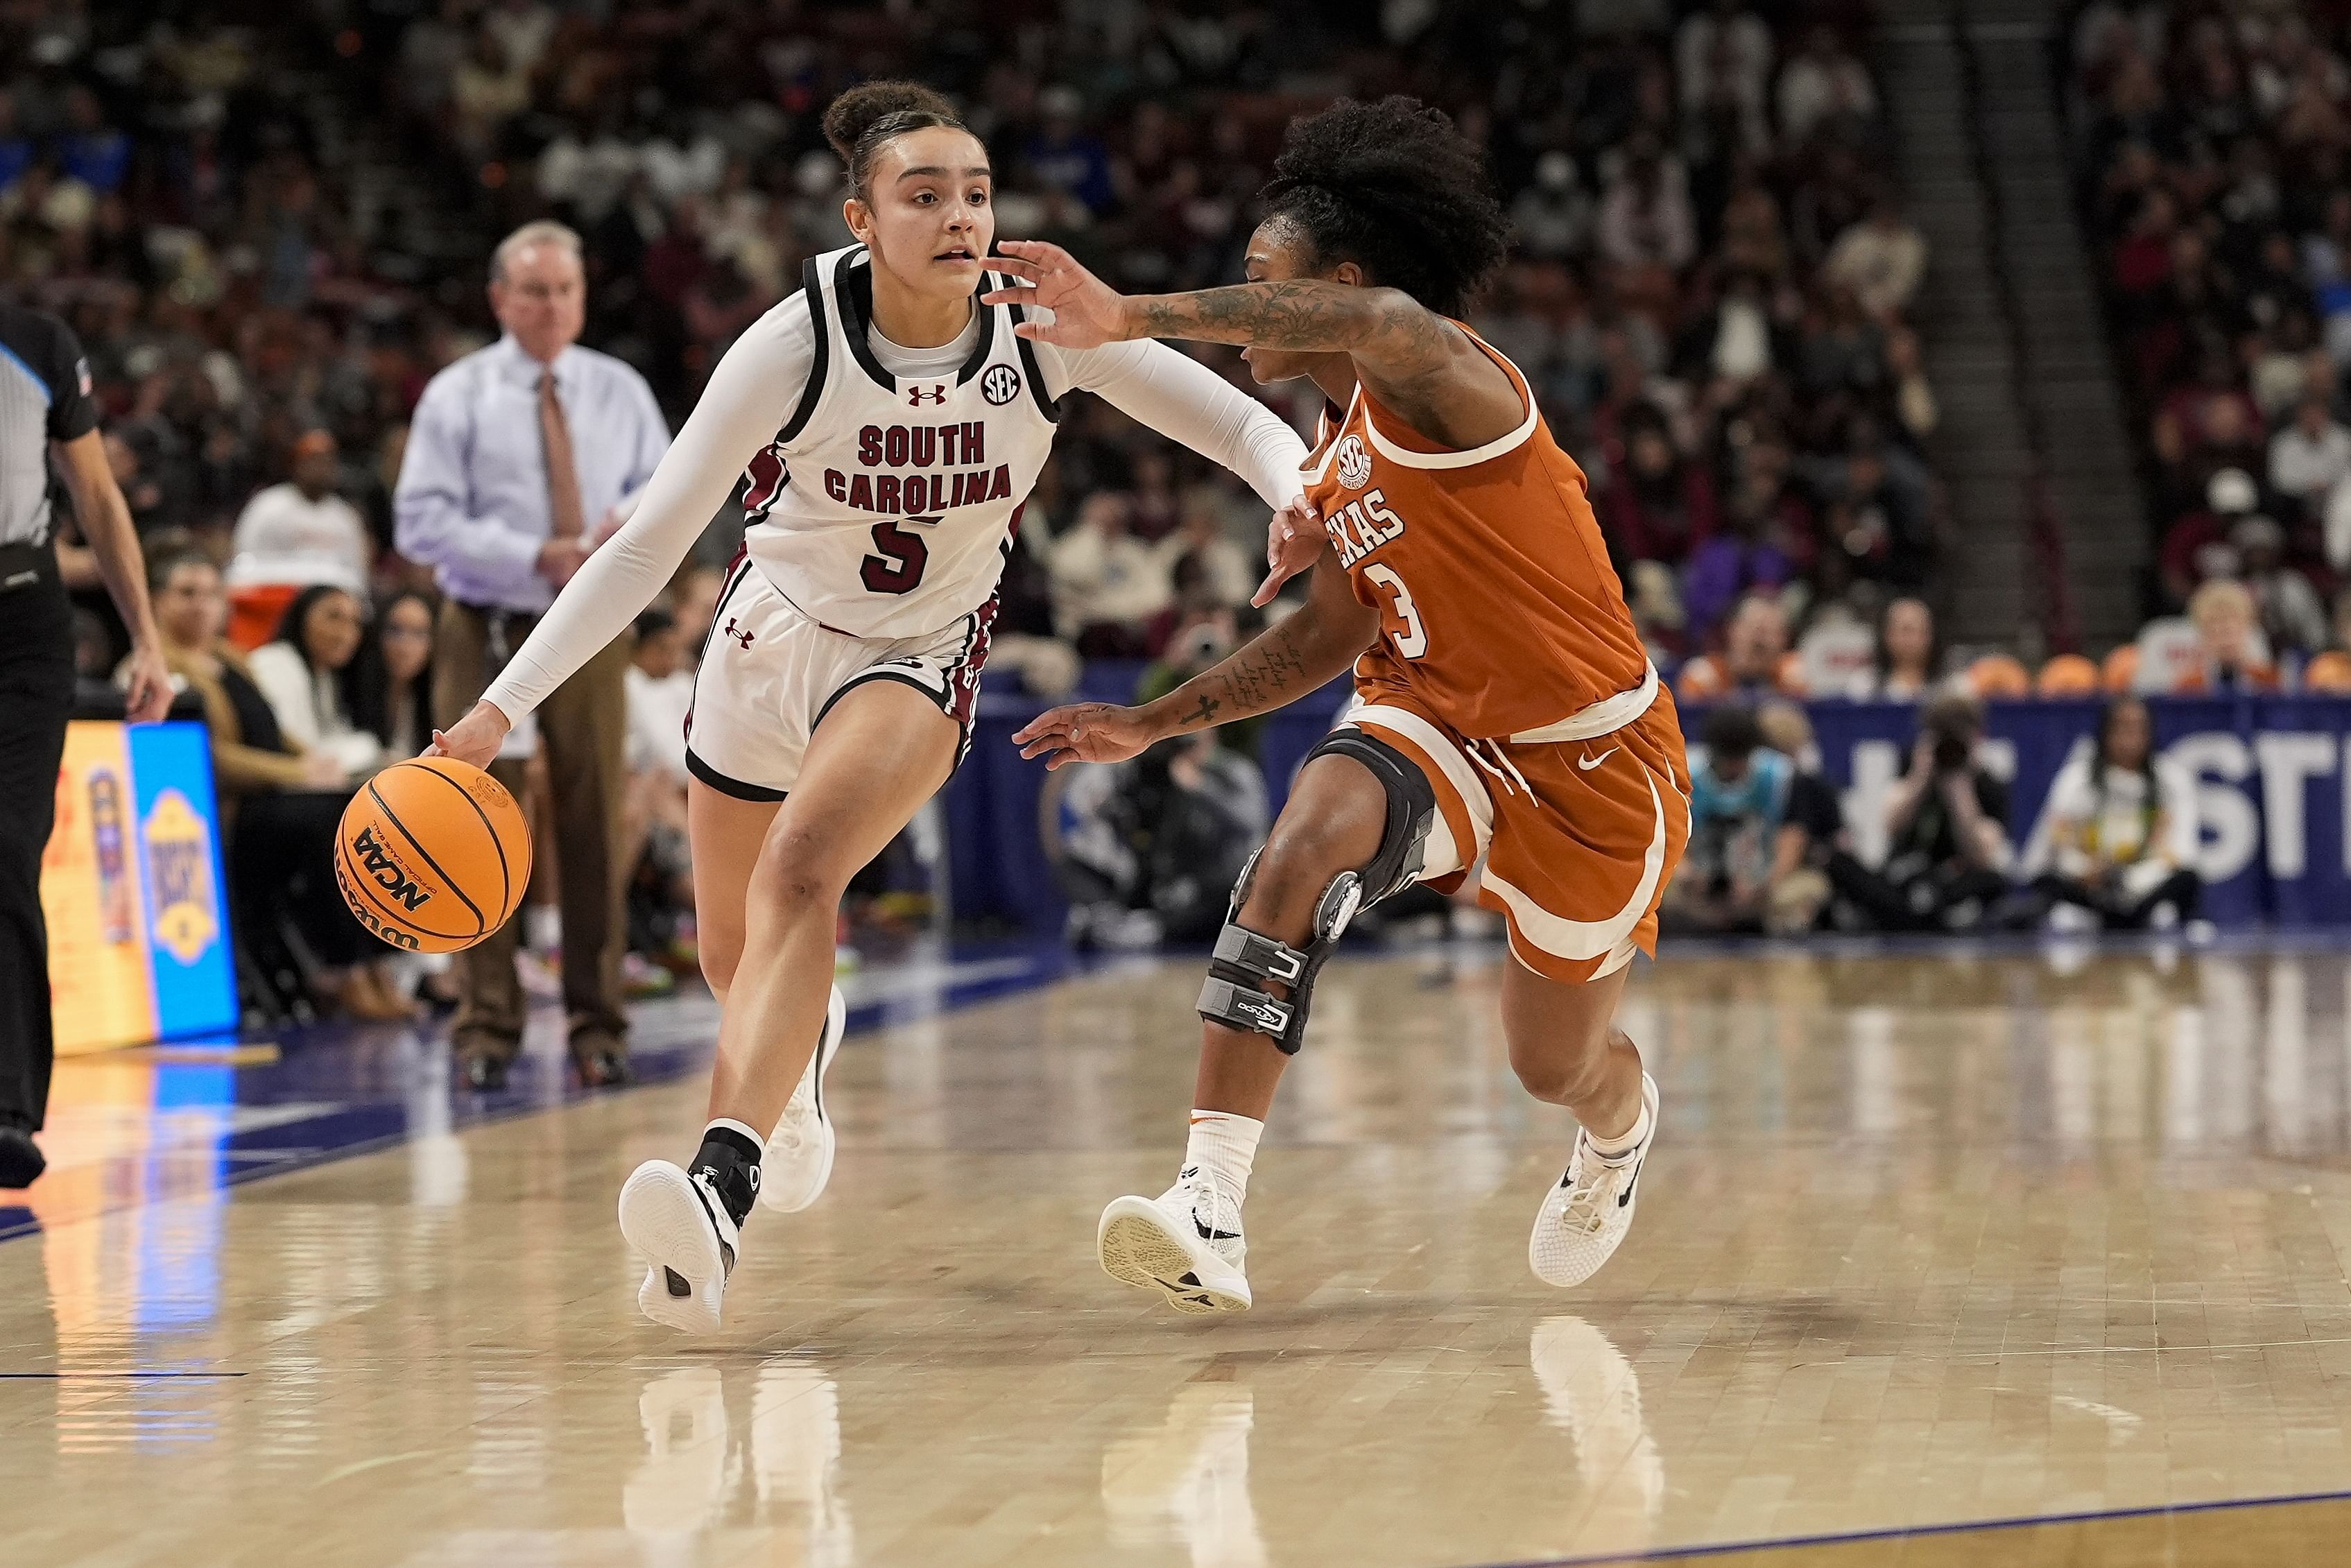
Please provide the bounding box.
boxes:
[6,939,2350,1566]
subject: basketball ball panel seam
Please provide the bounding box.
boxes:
[417,759,517,922]
[364,778,490,936]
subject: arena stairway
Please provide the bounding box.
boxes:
[1875,0,2146,653]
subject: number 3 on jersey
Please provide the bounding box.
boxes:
[1363,563,1427,659]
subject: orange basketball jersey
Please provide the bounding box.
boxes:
[1302,329,1651,739]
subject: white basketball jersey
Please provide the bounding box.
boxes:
[736,244,1059,639]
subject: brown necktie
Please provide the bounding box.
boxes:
[540,369,587,541]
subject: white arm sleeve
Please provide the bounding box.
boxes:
[1047,339,1308,509]
[482,302,814,720]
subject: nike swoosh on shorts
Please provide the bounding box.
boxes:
[1578,747,1619,771]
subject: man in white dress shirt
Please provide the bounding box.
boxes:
[394,221,671,1090]
[227,429,372,597]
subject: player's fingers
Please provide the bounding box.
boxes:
[997,240,1067,266]
[979,284,1035,307]
[984,253,1044,279]
[1016,730,1070,759]
[1012,711,1067,743]
[424,730,451,758]
[1250,568,1286,609]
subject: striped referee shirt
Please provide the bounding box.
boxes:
[0,302,98,546]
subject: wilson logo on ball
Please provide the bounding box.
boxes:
[350,824,432,912]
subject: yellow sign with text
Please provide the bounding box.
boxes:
[42,723,158,1054]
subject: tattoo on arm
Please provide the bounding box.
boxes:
[1164,621,1329,734]
[1130,282,1453,368]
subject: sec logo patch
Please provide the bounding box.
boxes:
[1335,433,1372,490]
[981,364,1022,406]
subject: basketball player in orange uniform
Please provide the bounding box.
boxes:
[997,97,1691,1313]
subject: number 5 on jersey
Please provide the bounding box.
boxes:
[861,516,937,594]
[1363,563,1427,659]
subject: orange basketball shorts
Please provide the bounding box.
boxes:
[1345,673,1691,984]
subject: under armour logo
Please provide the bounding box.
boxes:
[722,617,755,650]
[908,384,947,406]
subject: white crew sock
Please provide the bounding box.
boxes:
[1180,1110,1264,1212]
[1585,1093,1651,1164]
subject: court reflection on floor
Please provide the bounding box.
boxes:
[9,945,2351,1567]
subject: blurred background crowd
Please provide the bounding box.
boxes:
[2069,0,2351,695]
[25,0,2339,1019]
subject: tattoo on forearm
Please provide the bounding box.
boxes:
[1133,282,1452,365]
[1171,622,1321,732]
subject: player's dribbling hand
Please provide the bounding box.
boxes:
[982,242,1128,351]
[1013,702,1154,770]
[426,700,512,769]
[1253,499,1325,608]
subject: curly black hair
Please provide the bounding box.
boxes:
[1259,96,1510,320]
[822,81,967,201]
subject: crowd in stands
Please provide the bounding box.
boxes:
[2068,0,2351,695]
[21,0,2302,992]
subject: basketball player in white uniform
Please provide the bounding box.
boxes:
[429,81,1310,1332]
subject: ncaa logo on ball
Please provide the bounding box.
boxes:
[350,823,432,913]
[981,364,1022,406]
[1335,433,1372,490]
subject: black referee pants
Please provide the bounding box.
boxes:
[0,552,73,1133]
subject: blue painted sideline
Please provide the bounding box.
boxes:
[0,938,1085,1244]
[1445,1484,2351,1567]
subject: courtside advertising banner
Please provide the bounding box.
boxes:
[41,720,237,1053]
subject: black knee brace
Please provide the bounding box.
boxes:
[1196,728,1436,1054]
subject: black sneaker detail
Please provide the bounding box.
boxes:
[1617,1158,1642,1208]
[686,1176,739,1276]
[691,1130,761,1227]
[810,1012,833,1120]
[1192,1214,1240,1243]
[1179,1165,1200,1180]
[1178,1271,1200,1287]
[664,1267,691,1298]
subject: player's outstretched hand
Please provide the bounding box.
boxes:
[1014,702,1155,770]
[1253,499,1326,608]
[981,241,1128,351]
[426,700,512,769]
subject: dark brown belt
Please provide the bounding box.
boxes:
[454,599,542,672]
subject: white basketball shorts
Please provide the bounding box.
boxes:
[683,557,994,802]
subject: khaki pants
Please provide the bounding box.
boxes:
[434,600,632,1061]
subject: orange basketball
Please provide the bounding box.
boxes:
[2306,650,2351,693]
[2035,653,2100,696]
[2101,644,2139,693]
[1967,653,2031,699]
[334,757,532,954]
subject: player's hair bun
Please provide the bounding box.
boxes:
[823,81,965,182]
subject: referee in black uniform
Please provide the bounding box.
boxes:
[0,300,169,1190]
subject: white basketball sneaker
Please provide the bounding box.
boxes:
[1529,1073,1659,1289]
[619,1160,739,1334]
[761,984,848,1214]
[1098,1169,1252,1315]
